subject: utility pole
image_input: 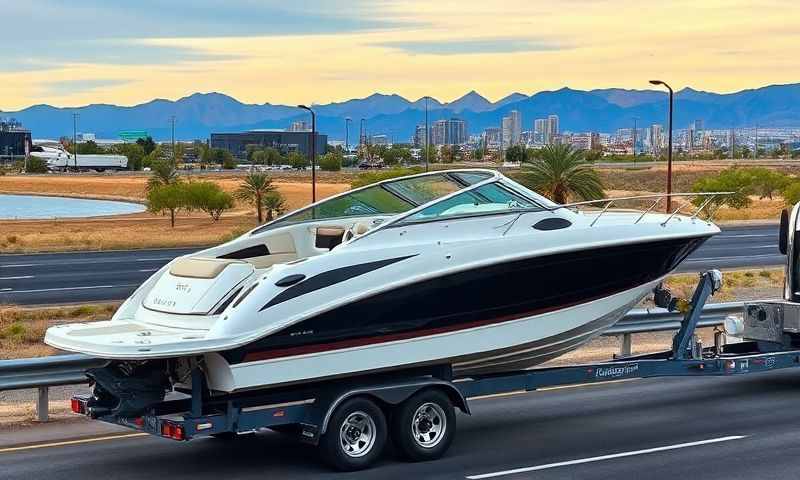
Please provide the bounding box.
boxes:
[424,96,430,172]
[632,116,638,167]
[298,105,316,203]
[345,117,351,158]
[72,112,79,171]
[169,116,176,165]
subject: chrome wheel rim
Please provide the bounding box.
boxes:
[339,411,376,458]
[411,402,446,448]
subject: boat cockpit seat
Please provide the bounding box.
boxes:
[170,257,245,279]
[248,233,299,269]
[343,222,370,242]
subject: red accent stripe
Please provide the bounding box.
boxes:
[241,295,601,363]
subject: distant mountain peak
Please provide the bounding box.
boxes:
[446,90,493,112]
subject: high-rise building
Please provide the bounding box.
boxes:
[431,118,467,146]
[501,116,513,149]
[413,125,429,148]
[533,118,547,144]
[570,132,600,151]
[509,110,522,146]
[649,124,663,155]
[288,121,309,132]
[547,115,560,144]
[483,127,501,148]
[686,126,695,150]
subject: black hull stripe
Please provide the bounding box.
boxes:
[260,255,416,311]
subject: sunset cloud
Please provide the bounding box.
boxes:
[2,0,798,110]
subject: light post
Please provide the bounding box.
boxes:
[345,117,352,158]
[72,112,79,171]
[632,116,638,167]
[424,96,430,172]
[169,115,176,165]
[649,80,674,212]
[298,105,316,204]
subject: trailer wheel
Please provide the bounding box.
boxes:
[391,389,455,462]
[319,397,387,471]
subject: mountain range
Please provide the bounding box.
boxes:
[5,83,800,142]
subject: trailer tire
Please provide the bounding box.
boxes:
[391,389,455,462]
[319,397,387,471]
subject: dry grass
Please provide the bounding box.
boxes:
[0,304,118,359]
[0,178,349,253]
[663,268,783,302]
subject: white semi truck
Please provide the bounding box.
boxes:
[30,144,128,172]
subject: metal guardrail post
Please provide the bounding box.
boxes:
[37,386,49,422]
[620,333,632,357]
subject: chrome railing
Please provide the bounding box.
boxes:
[547,192,734,227]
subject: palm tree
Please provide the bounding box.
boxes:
[235,172,276,224]
[521,144,604,204]
[263,191,287,222]
[146,157,180,192]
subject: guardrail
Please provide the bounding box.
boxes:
[0,302,746,422]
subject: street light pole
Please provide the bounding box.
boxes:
[72,112,79,171]
[298,105,316,204]
[650,80,674,212]
[632,116,638,167]
[424,96,429,172]
[170,115,176,165]
[345,117,351,158]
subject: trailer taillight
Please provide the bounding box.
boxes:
[161,422,185,440]
[70,398,85,414]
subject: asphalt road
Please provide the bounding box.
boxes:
[4,369,800,479]
[0,224,782,306]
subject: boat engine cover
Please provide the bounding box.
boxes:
[143,259,254,315]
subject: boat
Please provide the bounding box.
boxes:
[45,169,721,402]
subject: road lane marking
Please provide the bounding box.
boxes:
[0,275,34,280]
[0,284,139,294]
[0,288,11,292]
[0,264,35,268]
[465,435,747,479]
[0,433,147,454]
[685,253,782,262]
[138,268,158,273]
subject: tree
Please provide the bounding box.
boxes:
[319,151,343,171]
[783,181,800,207]
[263,191,287,222]
[26,156,49,173]
[222,154,236,170]
[184,181,234,222]
[136,136,157,155]
[147,159,180,192]
[113,143,146,170]
[748,167,789,199]
[505,145,527,163]
[520,144,604,204]
[147,183,186,228]
[235,172,276,224]
[691,168,754,210]
[287,152,309,170]
[584,149,603,163]
[77,140,103,155]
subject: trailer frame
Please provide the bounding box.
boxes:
[70,269,800,470]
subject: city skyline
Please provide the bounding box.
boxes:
[3,1,799,110]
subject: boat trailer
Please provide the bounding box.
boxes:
[70,269,800,471]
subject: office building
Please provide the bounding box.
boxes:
[483,127,501,149]
[501,117,513,149]
[547,115,560,144]
[0,119,31,157]
[570,132,600,151]
[210,130,327,158]
[288,121,310,132]
[649,124,663,155]
[534,118,547,144]
[509,110,522,146]
[431,118,467,146]
[413,125,428,148]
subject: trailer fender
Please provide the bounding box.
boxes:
[317,380,469,436]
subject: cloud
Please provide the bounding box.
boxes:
[37,79,132,96]
[376,38,570,56]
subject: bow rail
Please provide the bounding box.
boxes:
[543,192,734,227]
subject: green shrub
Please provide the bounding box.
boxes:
[319,152,342,171]
[184,181,234,221]
[783,181,800,207]
[26,156,49,173]
[692,168,755,210]
[287,152,309,170]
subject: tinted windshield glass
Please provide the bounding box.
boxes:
[399,182,539,223]
[383,174,465,205]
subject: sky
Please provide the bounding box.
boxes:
[2,0,798,111]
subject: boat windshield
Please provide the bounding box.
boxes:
[252,171,493,233]
[396,181,541,224]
